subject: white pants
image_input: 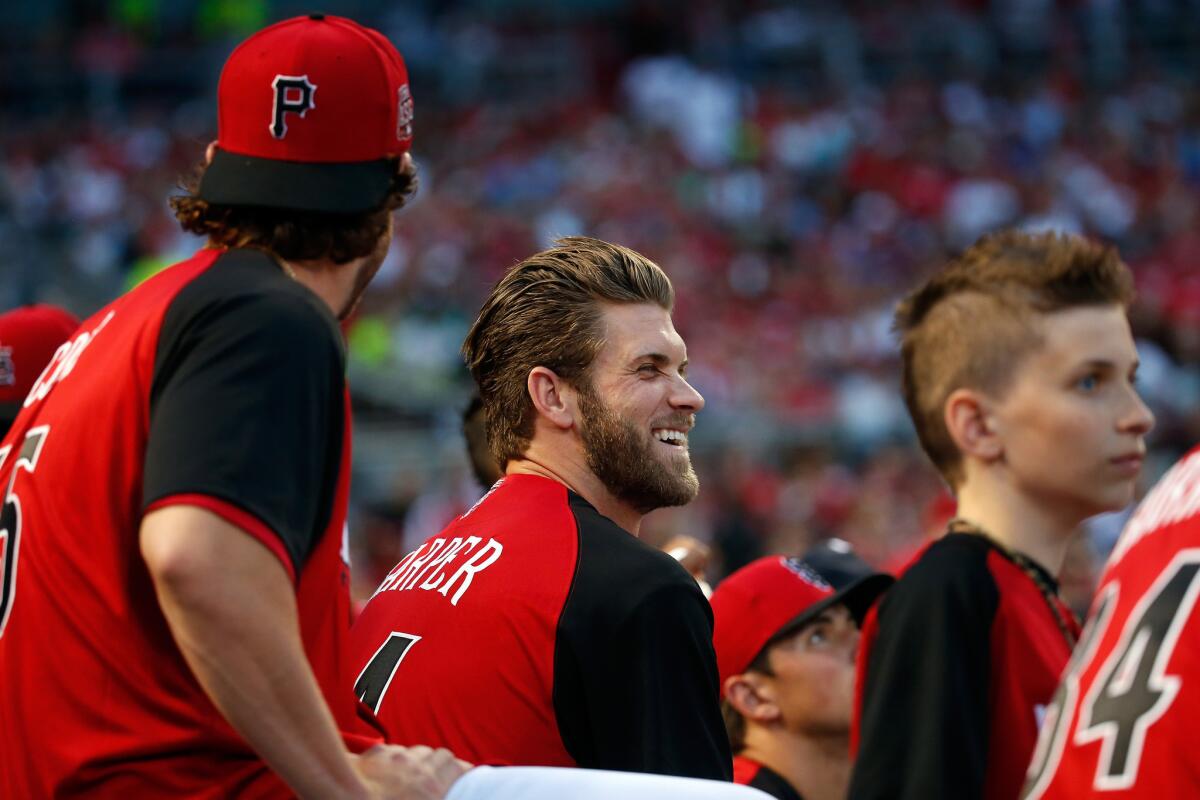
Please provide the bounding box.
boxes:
[447,766,772,800]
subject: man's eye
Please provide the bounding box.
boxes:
[1077,374,1099,392]
[638,364,659,375]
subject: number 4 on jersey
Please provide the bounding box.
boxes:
[1025,550,1200,798]
[354,632,421,713]
[0,426,50,638]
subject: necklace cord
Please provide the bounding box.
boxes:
[947,518,1079,649]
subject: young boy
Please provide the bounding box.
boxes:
[848,230,1155,800]
[712,556,891,800]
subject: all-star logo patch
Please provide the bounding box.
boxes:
[397,83,414,140]
[782,557,831,590]
[0,346,14,387]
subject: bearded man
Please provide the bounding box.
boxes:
[349,236,731,781]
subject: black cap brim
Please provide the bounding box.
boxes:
[803,539,880,590]
[198,148,394,214]
[770,572,895,645]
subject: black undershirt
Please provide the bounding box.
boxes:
[748,762,805,800]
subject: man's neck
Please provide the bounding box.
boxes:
[954,471,1081,575]
[741,731,850,800]
[280,256,350,318]
[216,243,352,319]
[506,448,642,536]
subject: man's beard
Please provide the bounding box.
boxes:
[577,383,699,515]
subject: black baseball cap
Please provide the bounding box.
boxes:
[803,537,884,590]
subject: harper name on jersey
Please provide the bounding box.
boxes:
[372,534,503,606]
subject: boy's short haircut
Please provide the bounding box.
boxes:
[897,230,1135,487]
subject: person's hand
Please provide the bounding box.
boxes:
[661,535,713,597]
[353,744,472,800]
[662,535,711,576]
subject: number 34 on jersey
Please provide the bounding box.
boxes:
[1025,547,1200,798]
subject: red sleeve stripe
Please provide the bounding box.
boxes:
[145,493,297,584]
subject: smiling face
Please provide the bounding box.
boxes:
[576,302,705,514]
[990,304,1154,519]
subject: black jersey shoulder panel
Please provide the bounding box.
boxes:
[143,249,346,573]
[551,491,731,779]
[849,532,1000,800]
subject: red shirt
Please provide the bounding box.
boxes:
[349,473,732,779]
[850,533,1079,800]
[1025,446,1200,798]
[0,249,370,797]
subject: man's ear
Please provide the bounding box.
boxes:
[944,388,1003,463]
[725,673,781,725]
[527,367,576,431]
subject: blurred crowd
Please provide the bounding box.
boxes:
[3,0,1200,602]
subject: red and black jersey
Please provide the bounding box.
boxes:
[1024,447,1200,798]
[849,532,1079,800]
[0,248,371,798]
[733,755,803,800]
[349,472,733,780]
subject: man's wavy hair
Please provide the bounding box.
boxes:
[462,236,674,470]
[169,156,418,264]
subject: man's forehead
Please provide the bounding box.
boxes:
[597,303,686,358]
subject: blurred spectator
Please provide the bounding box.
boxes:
[462,393,502,490]
[0,305,80,438]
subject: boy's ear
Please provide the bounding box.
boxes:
[944,388,1004,463]
[725,673,781,725]
[527,367,577,431]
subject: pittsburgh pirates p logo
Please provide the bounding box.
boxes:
[270,74,317,139]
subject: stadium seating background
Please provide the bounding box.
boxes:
[3,0,1198,607]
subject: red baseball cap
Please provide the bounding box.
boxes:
[0,305,80,424]
[198,14,414,214]
[710,555,892,696]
